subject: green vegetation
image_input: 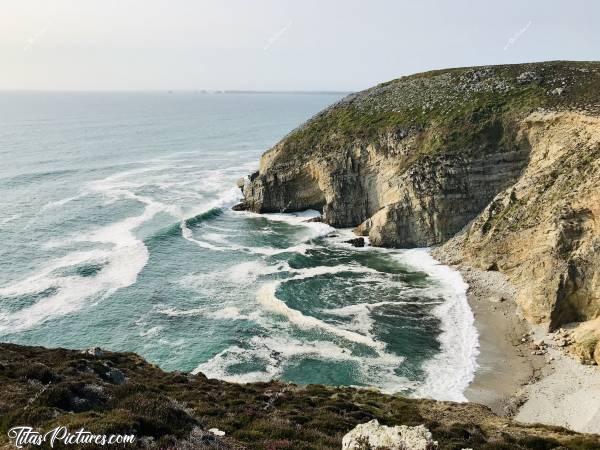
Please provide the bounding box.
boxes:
[1,343,599,449]
[279,61,600,165]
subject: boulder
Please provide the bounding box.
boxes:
[83,347,104,357]
[345,237,365,247]
[231,202,247,211]
[208,428,226,437]
[516,71,541,84]
[342,419,438,450]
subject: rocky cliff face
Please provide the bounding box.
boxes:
[238,61,600,336]
[439,111,600,331]
[242,122,530,247]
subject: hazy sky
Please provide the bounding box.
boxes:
[1,0,598,91]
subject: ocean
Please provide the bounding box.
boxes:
[0,92,478,401]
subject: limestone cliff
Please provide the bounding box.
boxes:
[238,61,600,338]
[439,111,600,331]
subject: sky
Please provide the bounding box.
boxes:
[1,0,598,91]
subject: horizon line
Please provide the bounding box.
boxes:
[0,89,353,95]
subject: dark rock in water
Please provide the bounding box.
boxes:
[304,216,323,223]
[345,237,365,247]
[231,202,247,211]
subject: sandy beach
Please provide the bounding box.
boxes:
[456,268,545,416]
[435,256,600,435]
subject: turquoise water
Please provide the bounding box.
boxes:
[0,92,477,401]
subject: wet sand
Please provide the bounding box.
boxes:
[456,268,545,415]
[433,251,600,434]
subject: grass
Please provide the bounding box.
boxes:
[276,61,600,168]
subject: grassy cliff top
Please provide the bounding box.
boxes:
[276,61,600,161]
[1,343,599,449]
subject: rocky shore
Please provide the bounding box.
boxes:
[3,61,600,448]
[236,61,600,436]
[433,246,600,434]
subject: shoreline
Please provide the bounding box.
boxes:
[433,249,600,434]
[316,221,600,433]
[449,266,545,416]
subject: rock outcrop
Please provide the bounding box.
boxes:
[442,111,600,330]
[238,61,600,335]
[342,420,437,450]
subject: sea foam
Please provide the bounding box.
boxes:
[257,282,384,350]
[0,161,243,334]
[398,249,479,402]
[193,334,412,392]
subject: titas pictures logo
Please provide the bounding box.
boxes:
[8,426,136,448]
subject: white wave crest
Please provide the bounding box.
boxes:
[157,305,256,322]
[0,215,149,334]
[41,192,88,211]
[193,334,411,392]
[1,214,22,226]
[257,282,384,351]
[398,249,479,402]
[0,162,241,334]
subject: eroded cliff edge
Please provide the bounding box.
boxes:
[238,62,600,348]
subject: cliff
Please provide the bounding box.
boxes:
[1,343,599,450]
[238,61,600,342]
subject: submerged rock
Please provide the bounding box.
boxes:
[342,419,438,450]
[344,237,365,247]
